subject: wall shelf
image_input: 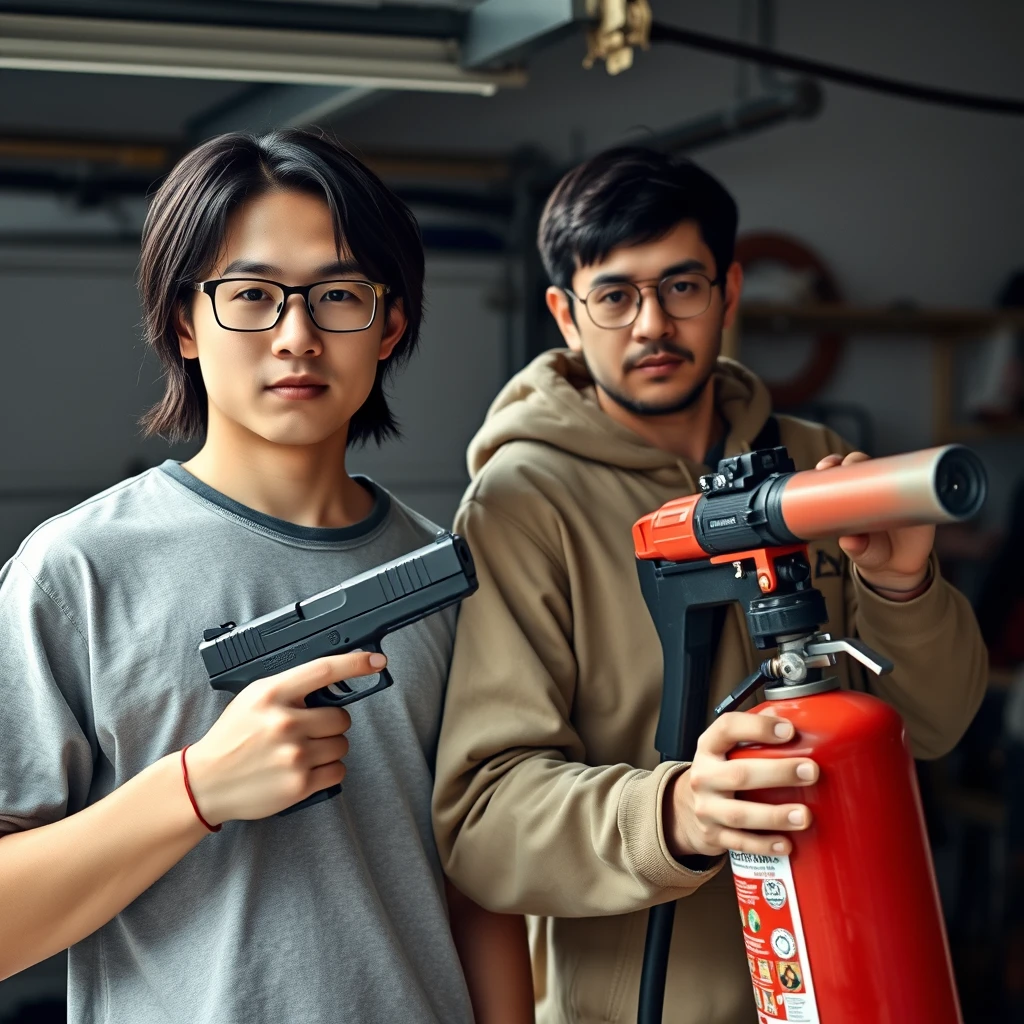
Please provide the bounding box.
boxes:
[728,303,1024,443]
[740,302,1024,334]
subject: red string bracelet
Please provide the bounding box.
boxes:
[181,745,221,833]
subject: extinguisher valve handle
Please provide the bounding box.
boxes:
[714,670,772,717]
[804,637,894,676]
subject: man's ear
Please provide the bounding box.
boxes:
[721,260,744,331]
[545,286,583,353]
[378,299,407,362]
[175,303,199,360]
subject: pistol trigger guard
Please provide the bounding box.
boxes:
[324,667,393,706]
[348,638,395,701]
[307,641,394,708]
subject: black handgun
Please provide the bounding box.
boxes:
[198,531,477,812]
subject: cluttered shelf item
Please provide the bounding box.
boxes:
[732,302,1024,443]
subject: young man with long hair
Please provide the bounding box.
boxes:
[0,129,532,1024]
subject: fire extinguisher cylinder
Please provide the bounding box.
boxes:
[728,689,963,1023]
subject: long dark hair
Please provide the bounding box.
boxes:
[138,128,424,446]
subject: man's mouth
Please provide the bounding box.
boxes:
[265,375,329,400]
[631,353,688,374]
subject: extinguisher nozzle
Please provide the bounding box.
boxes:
[933,446,987,520]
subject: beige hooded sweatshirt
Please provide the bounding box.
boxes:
[433,350,987,1024]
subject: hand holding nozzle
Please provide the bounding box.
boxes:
[813,452,937,600]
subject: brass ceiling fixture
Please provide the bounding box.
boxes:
[582,0,652,76]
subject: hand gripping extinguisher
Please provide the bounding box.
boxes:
[631,443,987,1024]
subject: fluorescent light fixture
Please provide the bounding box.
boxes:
[0,13,524,95]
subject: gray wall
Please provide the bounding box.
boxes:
[0,247,508,563]
[336,0,1024,521]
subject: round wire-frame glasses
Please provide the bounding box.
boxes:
[565,271,723,330]
[197,277,390,333]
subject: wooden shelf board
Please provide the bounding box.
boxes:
[740,303,1024,335]
[936,419,1024,443]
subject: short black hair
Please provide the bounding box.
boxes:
[139,128,424,446]
[537,146,738,291]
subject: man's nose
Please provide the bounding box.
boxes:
[631,285,672,339]
[271,295,323,357]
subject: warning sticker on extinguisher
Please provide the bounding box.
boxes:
[730,851,820,1023]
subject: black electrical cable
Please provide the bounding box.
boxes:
[639,901,675,1020]
[650,21,1024,117]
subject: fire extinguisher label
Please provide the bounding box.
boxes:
[730,851,820,1023]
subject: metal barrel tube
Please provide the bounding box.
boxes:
[777,444,987,540]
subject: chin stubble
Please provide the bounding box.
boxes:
[582,353,715,418]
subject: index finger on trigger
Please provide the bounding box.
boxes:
[274,650,388,703]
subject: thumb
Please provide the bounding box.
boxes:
[839,532,893,571]
[837,534,869,557]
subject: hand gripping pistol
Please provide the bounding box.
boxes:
[198,531,478,813]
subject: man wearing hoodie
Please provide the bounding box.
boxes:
[432,146,987,1024]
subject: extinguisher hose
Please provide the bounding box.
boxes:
[639,901,675,1024]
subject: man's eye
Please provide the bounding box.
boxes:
[670,280,694,294]
[323,289,356,302]
[598,289,628,305]
[235,288,271,302]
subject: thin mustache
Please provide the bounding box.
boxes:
[626,343,696,371]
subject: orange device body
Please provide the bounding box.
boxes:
[633,444,982,566]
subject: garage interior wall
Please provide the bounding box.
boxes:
[0,0,1021,1014]
[0,247,508,561]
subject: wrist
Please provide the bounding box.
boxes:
[179,742,227,830]
[857,562,934,603]
[148,754,216,842]
[182,745,223,832]
[662,770,699,860]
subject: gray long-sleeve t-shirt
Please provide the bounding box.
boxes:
[0,462,475,1024]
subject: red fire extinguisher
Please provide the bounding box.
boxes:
[726,687,959,1024]
[631,442,985,1024]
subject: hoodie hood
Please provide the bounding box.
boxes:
[468,349,773,481]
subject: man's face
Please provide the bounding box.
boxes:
[547,219,742,416]
[177,188,405,448]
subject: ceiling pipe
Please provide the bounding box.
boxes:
[648,0,822,156]
[649,78,822,155]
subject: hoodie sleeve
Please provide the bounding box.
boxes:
[847,557,988,758]
[805,425,987,759]
[433,494,722,918]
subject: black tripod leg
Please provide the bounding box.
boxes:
[639,901,676,1020]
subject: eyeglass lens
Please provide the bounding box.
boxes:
[586,273,712,328]
[212,280,377,332]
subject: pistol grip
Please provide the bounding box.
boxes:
[277,783,342,816]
